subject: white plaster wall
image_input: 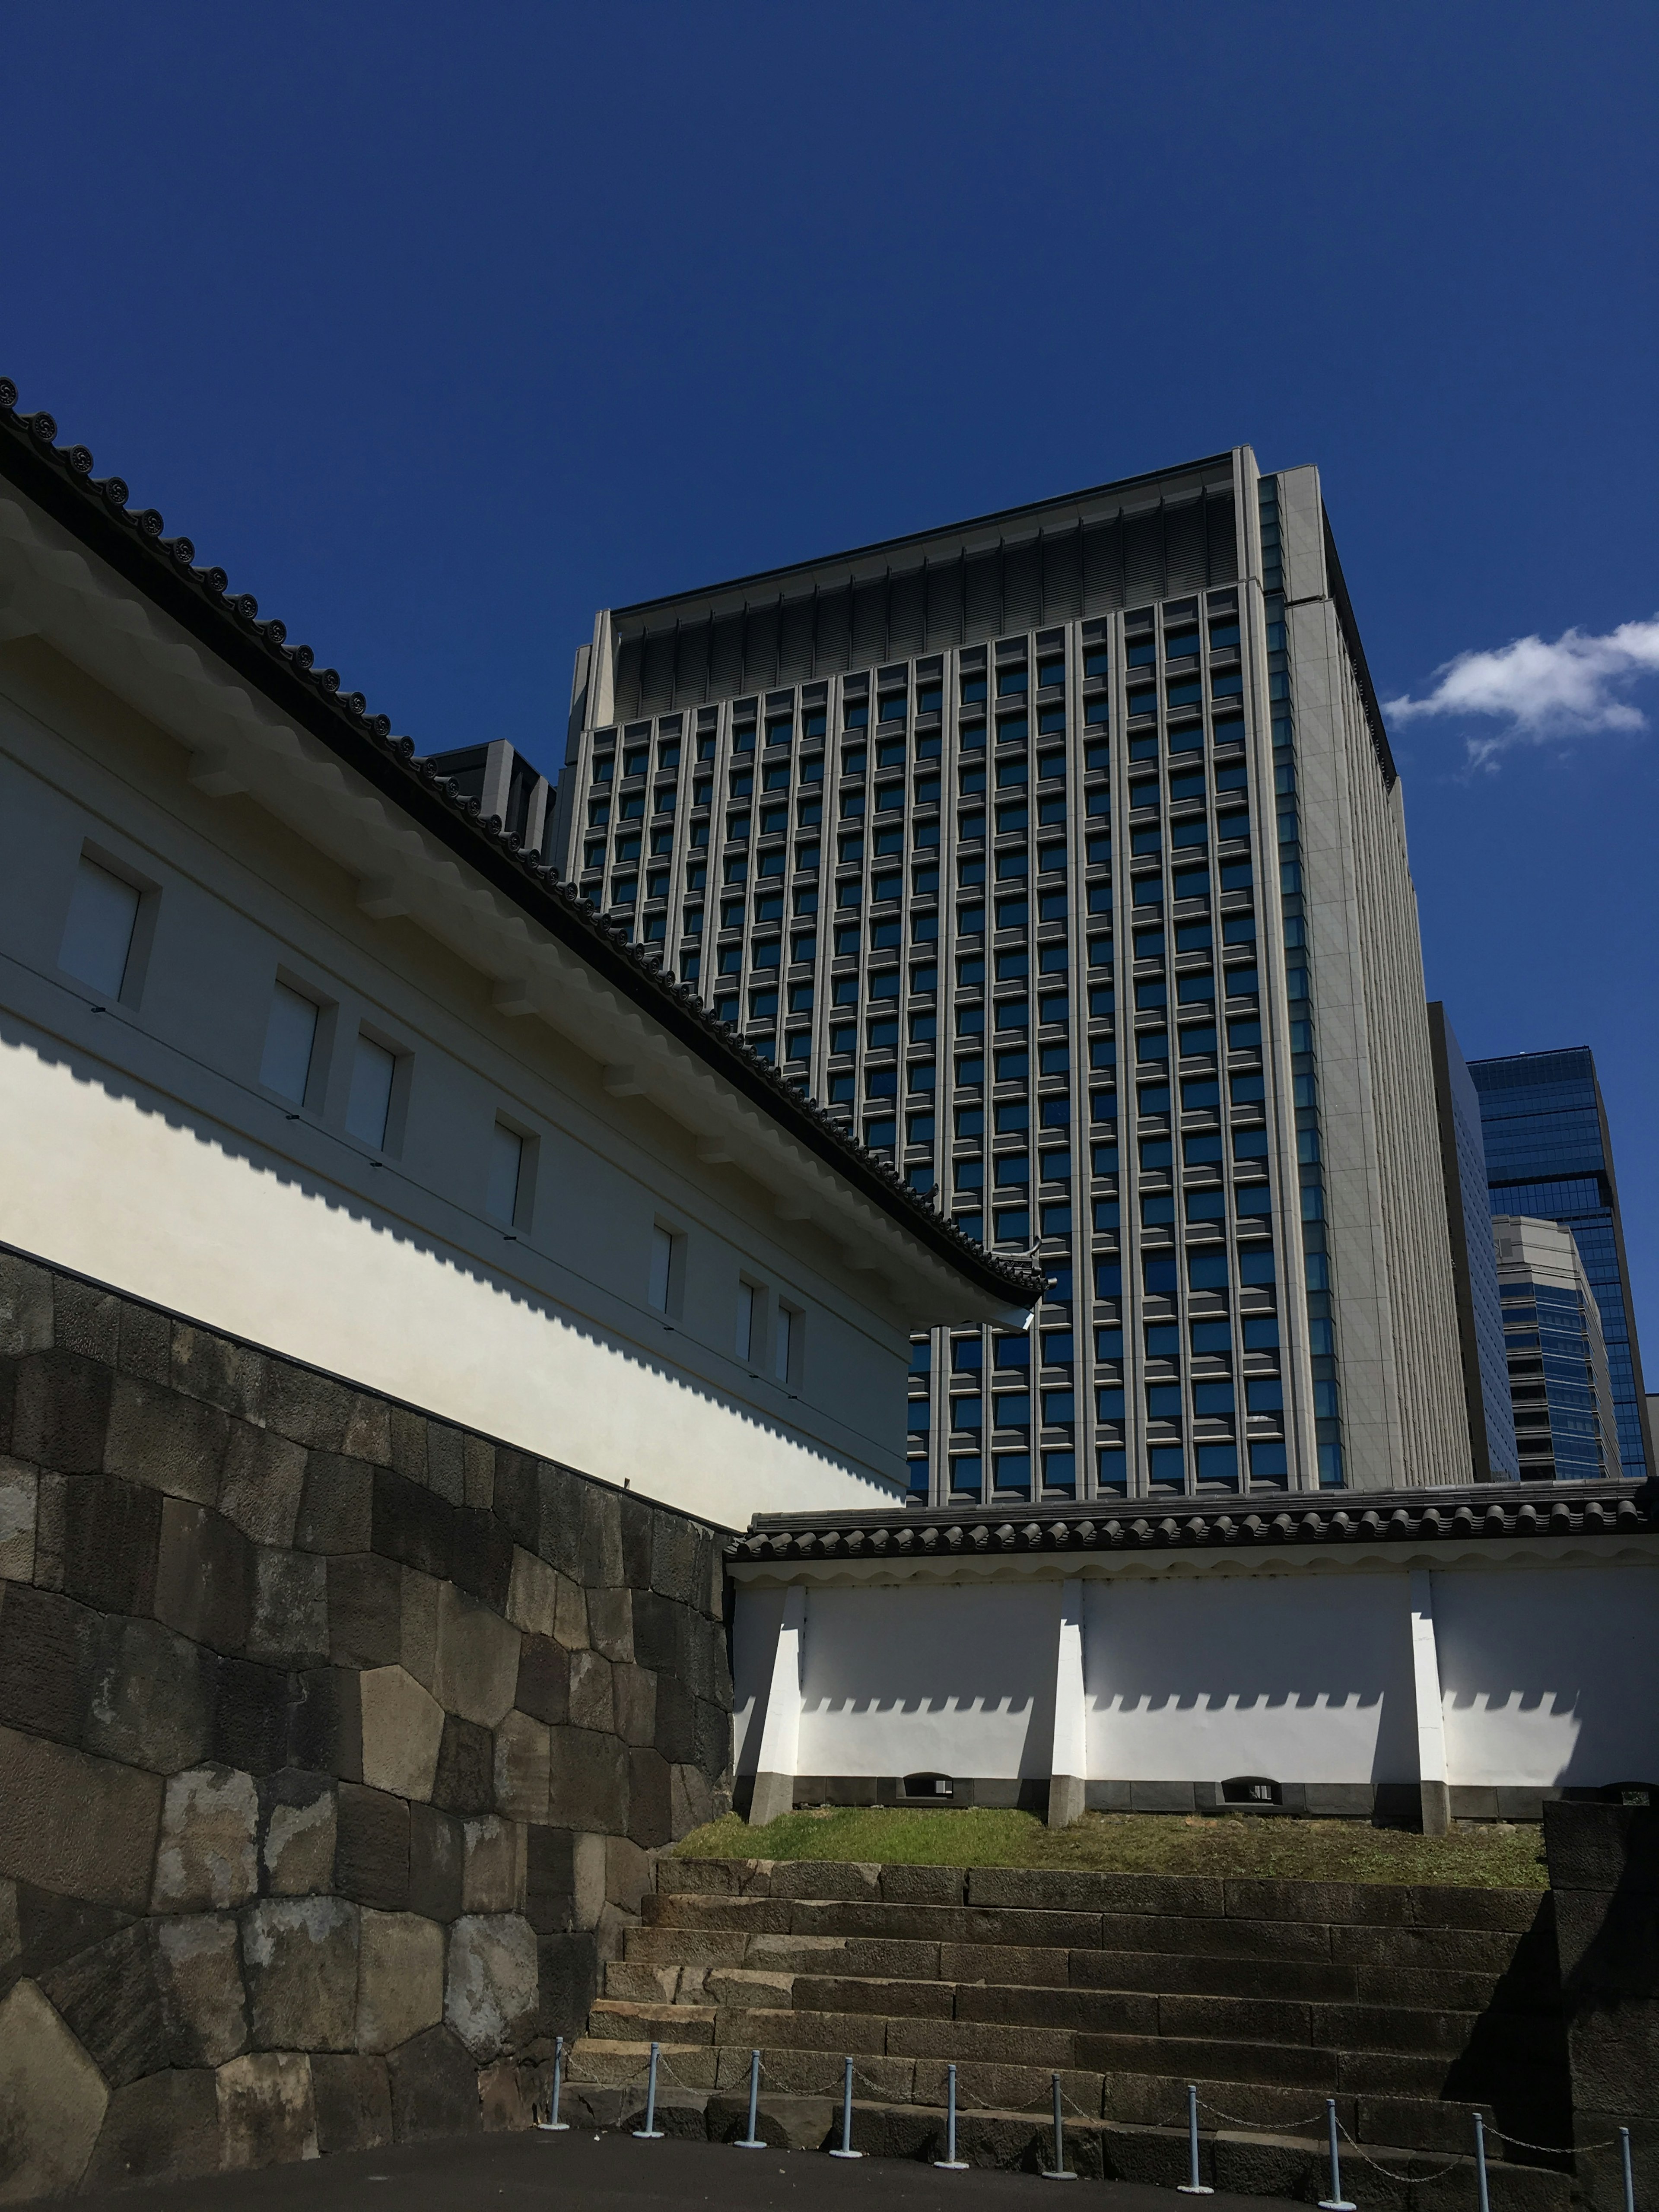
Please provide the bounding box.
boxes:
[0,645,923,1527]
[732,1584,788,1778]
[1083,1573,1419,1783]
[1435,1566,1659,1787]
[794,1584,1059,1781]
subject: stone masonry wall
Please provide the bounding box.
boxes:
[0,1246,733,2200]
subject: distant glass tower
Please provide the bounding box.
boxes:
[556,449,1471,1500]
[1428,1004,1519,1478]
[1469,1048,1652,1478]
[1492,1216,1619,1479]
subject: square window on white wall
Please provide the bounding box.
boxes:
[60,855,141,998]
[346,1033,397,1150]
[487,1121,524,1225]
[261,982,321,1105]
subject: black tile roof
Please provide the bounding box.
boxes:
[734,1479,1659,1558]
[0,378,1043,1310]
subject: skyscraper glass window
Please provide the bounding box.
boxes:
[1469,1048,1652,1478]
[1492,1215,1619,1480]
[555,449,1471,1500]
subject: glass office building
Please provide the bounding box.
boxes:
[1470,1048,1652,1478]
[554,449,1470,1500]
[1492,1215,1619,1479]
[1428,1004,1519,1478]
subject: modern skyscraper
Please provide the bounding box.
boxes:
[1492,1216,1619,1479]
[555,448,1471,1501]
[1428,1003,1519,1479]
[1469,1047,1653,1478]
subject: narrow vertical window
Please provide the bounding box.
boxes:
[346,1033,397,1150]
[648,1224,674,1313]
[736,1281,756,1363]
[487,1121,524,1225]
[774,1304,795,1383]
[261,982,320,1104]
[60,855,141,998]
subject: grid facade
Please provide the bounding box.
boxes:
[556,449,1465,1502]
[1492,1215,1620,1479]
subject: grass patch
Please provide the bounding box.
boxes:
[674,1806,1549,1889]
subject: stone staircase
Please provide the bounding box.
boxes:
[561,1857,1575,2207]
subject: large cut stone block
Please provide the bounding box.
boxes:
[554,1572,588,1649]
[0,1977,108,2199]
[260,1770,337,1895]
[462,1817,524,1913]
[433,1583,520,1727]
[295,1452,375,1553]
[653,1672,696,1763]
[628,1747,672,1849]
[445,1912,539,2060]
[335,1783,410,1910]
[613,1662,656,1747]
[83,2067,222,2188]
[0,1253,54,1359]
[386,2023,479,2141]
[360,1665,445,1800]
[248,1546,329,1667]
[451,1508,513,1614]
[536,1930,599,2040]
[152,1764,260,1911]
[587,1586,634,1663]
[256,1363,365,1457]
[506,1546,558,1637]
[10,1883,132,1989]
[213,1657,295,1777]
[524,1825,575,1935]
[549,1726,628,1835]
[53,1279,120,1365]
[217,1423,307,1547]
[0,1723,162,1910]
[494,1710,550,1821]
[216,2049,318,2169]
[311,2052,392,2155]
[154,1497,255,1653]
[568,1649,614,1734]
[0,1461,36,1582]
[0,1582,96,1745]
[372,1466,456,1578]
[0,1877,16,1993]
[39,1921,182,2084]
[671,1762,721,1840]
[289,1665,363,1780]
[401,1569,441,1689]
[357,1909,445,2054]
[169,1326,264,1424]
[61,1474,161,1618]
[650,1516,699,1606]
[491,1451,537,1550]
[86,1615,216,1773]
[11,1349,113,1474]
[432,1714,493,1814]
[104,1373,229,1505]
[242,1895,359,2051]
[463,1434,495,1513]
[327,1553,403,1667]
[408,1803,463,1923]
[515,1635,569,1726]
[158,1912,248,2064]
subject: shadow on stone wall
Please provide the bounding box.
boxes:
[0,1247,734,2199]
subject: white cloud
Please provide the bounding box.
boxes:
[1385,615,1659,767]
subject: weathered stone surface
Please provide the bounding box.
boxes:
[536,1930,600,2039]
[311,2052,392,2156]
[654,1672,696,1764]
[671,1761,721,1839]
[40,1921,181,2084]
[524,1826,576,1935]
[409,1803,464,1923]
[0,1723,162,1910]
[295,1452,374,1554]
[695,1695,731,1780]
[628,1746,673,1849]
[492,1451,537,1550]
[11,1349,113,1474]
[154,1496,256,1652]
[326,1552,403,1667]
[335,1783,410,1910]
[445,1912,539,2059]
[387,2023,480,2141]
[0,1581,96,1745]
[260,1770,337,1895]
[153,1764,260,1911]
[479,2058,538,2130]
[213,1657,295,1777]
[0,1252,54,1359]
[493,1709,550,1821]
[11,1883,131,1985]
[360,1664,445,1800]
[462,1816,524,1913]
[0,1461,36,1582]
[553,1572,589,1649]
[170,1325,264,1424]
[86,1615,216,1773]
[650,1516,699,1606]
[28,1472,65,1592]
[216,2049,318,2168]
[433,1582,520,1727]
[84,2067,222,2187]
[463,1434,495,1513]
[54,1278,121,1365]
[289,1665,362,1780]
[506,1545,558,1637]
[242,1895,359,2050]
[159,1912,248,2064]
[0,1977,108,2198]
[574,1831,607,1930]
[372,1465,455,1578]
[248,1545,329,1666]
[357,1908,445,2053]
[606,1835,655,1919]
[425,1423,466,1508]
[432,1714,494,1813]
[401,1568,441,1690]
[258,1363,364,1457]
[451,1508,517,1617]
[568,1648,614,1734]
[516,1634,569,1728]
[217,1422,307,1547]
[614,1662,656,1746]
[117,1299,171,1386]
[0,1878,17,1998]
[105,1372,229,1504]
[549,1726,628,1834]
[587,1584,633,1663]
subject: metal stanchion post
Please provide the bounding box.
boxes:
[632,2042,664,2140]
[734,2050,766,2151]
[830,2056,863,2158]
[538,2035,570,2131]
[1318,2098,1355,2212]
[1041,2072,1077,2180]
[935,2063,968,2171]
[1178,2083,1214,2195]
[1621,2126,1636,2212]
[1472,2112,1491,2212]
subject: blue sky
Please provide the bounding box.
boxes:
[5,3,1656,1351]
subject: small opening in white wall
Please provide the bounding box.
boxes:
[60,854,141,1000]
[487,1121,524,1225]
[347,1033,397,1150]
[774,1304,795,1383]
[736,1280,756,1363]
[261,981,321,1105]
[649,1224,676,1313]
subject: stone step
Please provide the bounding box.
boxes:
[587,1998,717,2044]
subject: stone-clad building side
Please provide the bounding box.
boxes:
[0,1248,732,2199]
